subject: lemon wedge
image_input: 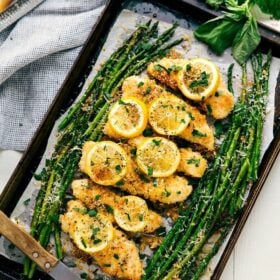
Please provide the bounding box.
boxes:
[85,141,128,186]
[176,58,220,101]
[149,95,191,136]
[136,137,180,177]
[72,213,113,254]
[114,196,148,232]
[108,97,148,138]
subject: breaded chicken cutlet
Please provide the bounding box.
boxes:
[104,75,215,151]
[147,58,234,120]
[60,200,143,280]
[71,179,163,233]
[80,140,194,204]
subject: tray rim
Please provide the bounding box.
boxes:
[0,0,280,279]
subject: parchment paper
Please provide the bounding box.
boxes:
[0,9,279,279]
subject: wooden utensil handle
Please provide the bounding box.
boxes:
[0,210,58,273]
[0,0,13,13]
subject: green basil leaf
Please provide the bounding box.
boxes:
[232,16,260,65]
[206,0,224,9]
[252,0,280,20]
[225,0,249,16]
[194,15,245,55]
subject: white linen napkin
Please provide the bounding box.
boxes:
[0,0,105,151]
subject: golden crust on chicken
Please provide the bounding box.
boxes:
[71,179,163,233]
[60,200,143,280]
[93,228,143,280]
[147,58,234,120]
[178,105,215,151]
[203,80,234,120]
[121,76,170,105]
[119,140,193,204]
[79,140,193,204]
[111,76,215,150]
[178,148,207,178]
[147,58,186,90]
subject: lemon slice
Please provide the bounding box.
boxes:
[80,141,96,175]
[149,96,191,136]
[108,97,148,138]
[136,137,180,177]
[176,58,220,101]
[85,141,128,186]
[73,214,113,254]
[114,196,148,232]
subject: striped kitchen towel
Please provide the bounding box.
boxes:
[0,0,105,151]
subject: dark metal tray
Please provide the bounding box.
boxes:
[0,0,279,279]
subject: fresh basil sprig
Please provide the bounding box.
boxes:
[232,14,260,64]
[253,0,280,20]
[206,0,280,19]
[195,0,277,64]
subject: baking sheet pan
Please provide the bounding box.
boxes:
[0,0,279,279]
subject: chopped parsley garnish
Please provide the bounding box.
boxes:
[187,157,201,167]
[140,173,150,182]
[215,91,220,97]
[186,63,192,71]
[206,104,212,114]
[135,168,150,182]
[147,166,154,176]
[154,64,164,72]
[130,148,137,159]
[153,178,158,187]
[95,194,101,201]
[137,81,144,88]
[189,71,210,89]
[73,207,87,214]
[139,214,144,221]
[161,104,170,109]
[152,139,162,146]
[180,119,186,124]
[144,86,151,95]
[105,204,114,214]
[118,99,127,105]
[88,209,98,217]
[125,213,131,221]
[115,165,122,174]
[187,112,195,120]
[93,239,102,244]
[143,128,153,137]
[162,189,171,197]
[169,65,182,72]
[114,254,119,260]
[81,237,87,248]
[23,198,30,206]
[80,272,88,279]
[192,129,207,137]
[91,227,100,237]
[116,179,125,187]
[154,64,182,74]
